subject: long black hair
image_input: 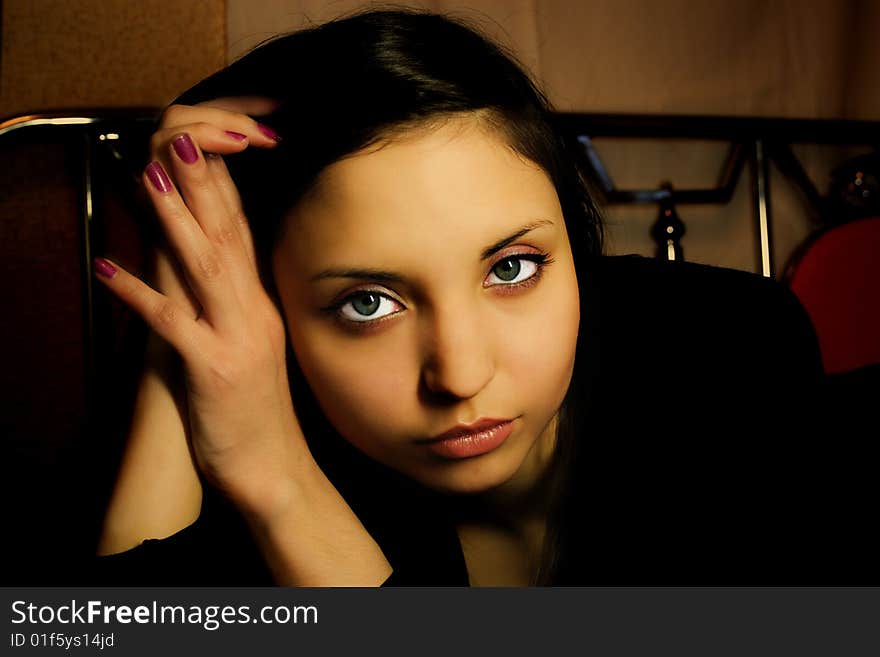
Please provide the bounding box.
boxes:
[173,7,604,584]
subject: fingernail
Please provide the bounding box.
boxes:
[257,123,281,142]
[145,161,172,193]
[93,257,117,279]
[172,133,199,164]
[225,131,247,141]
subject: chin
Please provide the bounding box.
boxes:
[410,452,522,496]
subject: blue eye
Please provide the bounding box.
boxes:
[487,256,535,285]
[326,251,554,329]
[337,291,403,323]
[485,253,552,287]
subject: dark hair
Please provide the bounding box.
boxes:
[173,7,603,584]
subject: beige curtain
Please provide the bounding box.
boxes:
[226,0,879,275]
[3,0,876,274]
[228,0,879,120]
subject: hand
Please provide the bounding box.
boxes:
[96,99,393,585]
[147,97,281,320]
[95,100,306,520]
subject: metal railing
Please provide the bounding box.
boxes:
[2,108,878,404]
[553,112,880,278]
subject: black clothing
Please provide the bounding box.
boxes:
[94,255,875,586]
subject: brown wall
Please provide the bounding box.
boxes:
[223,1,880,277]
[227,0,880,120]
[2,0,876,295]
[0,0,226,117]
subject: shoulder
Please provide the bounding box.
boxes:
[584,254,822,385]
[564,256,876,585]
[567,258,843,583]
[592,254,812,330]
[576,255,824,467]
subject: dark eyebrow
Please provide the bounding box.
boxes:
[309,219,555,283]
[479,219,554,260]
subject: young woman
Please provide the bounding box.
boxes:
[93,9,857,586]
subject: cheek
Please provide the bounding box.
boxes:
[497,264,580,407]
[287,324,414,450]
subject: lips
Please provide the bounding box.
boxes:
[420,417,516,459]
[426,417,515,443]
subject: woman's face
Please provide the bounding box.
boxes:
[271,119,580,496]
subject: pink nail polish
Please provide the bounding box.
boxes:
[225,131,247,141]
[145,161,172,193]
[93,257,118,279]
[257,123,281,142]
[172,133,199,164]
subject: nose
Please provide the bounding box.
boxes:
[420,301,495,401]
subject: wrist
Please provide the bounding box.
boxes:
[239,455,393,587]
[214,418,323,524]
[232,443,325,526]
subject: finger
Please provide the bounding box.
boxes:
[165,133,253,284]
[153,142,257,276]
[204,153,257,271]
[158,104,281,149]
[151,122,252,162]
[149,125,248,257]
[152,245,201,318]
[92,256,207,359]
[143,159,241,328]
[197,96,280,116]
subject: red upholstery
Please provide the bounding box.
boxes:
[788,216,880,374]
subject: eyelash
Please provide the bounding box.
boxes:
[322,251,555,331]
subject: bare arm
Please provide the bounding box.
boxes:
[96,261,201,555]
[96,102,262,554]
[94,100,392,585]
[98,328,391,586]
[97,101,269,555]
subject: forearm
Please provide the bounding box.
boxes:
[237,438,393,587]
[97,332,202,555]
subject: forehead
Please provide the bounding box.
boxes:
[280,120,562,263]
